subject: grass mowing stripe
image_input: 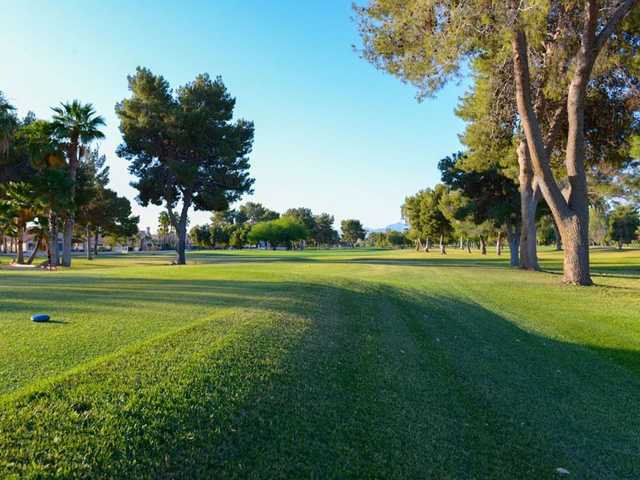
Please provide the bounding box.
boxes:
[0,308,237,405]
[392,285,640,478]
[0,307,311,478]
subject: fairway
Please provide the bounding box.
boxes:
[1,248,640,478]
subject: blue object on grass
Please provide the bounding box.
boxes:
[31,314,50,322]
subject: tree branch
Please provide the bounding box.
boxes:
[544,104,566,158]
[594,0,639,53]
[511,29,571,219]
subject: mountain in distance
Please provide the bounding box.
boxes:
[368,222,408,233]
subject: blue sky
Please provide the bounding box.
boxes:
[2,1,467,231]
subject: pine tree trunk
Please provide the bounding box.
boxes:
[175,220,188,264]
[466,240,472,254]
[176,229,186,264]
[511,26,601,285]
[94,231,99,256]
[517,141,540,270]
[506,221,521,268]
[496,232,502,255]
[559,216,591,285]
[479,236,487,255]
[439,234,446,255]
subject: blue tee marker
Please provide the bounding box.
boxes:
[31,314,50,322]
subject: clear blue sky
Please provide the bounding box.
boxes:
[2,1,467,231]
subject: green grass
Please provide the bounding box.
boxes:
[1,247,639,478]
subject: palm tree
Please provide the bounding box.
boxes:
[0,182,41,264]
[158,211,172,249]
[0,92,17,157]
[51,101,105,267]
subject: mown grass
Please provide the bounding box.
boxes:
[0,247,639,478]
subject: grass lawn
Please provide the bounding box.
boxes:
[1,247,639,478]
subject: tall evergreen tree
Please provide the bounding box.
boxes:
[116,68,255,264]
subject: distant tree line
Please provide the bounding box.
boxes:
[188,202,372,250]
[402,151,640,262]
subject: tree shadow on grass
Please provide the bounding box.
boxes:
[1,281,639,479]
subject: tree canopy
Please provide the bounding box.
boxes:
[116,68,254,264]
[247,217,308,249]
[340,219,367,246]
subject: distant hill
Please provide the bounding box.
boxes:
[368,222,408,233]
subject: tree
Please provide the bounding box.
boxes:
[229,224,251,248]
[247,217,307,249]
[8,118,71,266]
[355,1,640,284]
[0,92,17,157]
[439,152,521,265]
[116,68,255,264]
[209,222,237,248]
[237,202,279,224]
[386,230,410,248]
[283,208,316,233]
[403,186,453,254]
[313,213,339,246]
[589,207,609,246]
[75,148,110,259]
[0,182,39,264]
[51,100,105,267]
[76,183,139,257]
[211,209,238,225]
[340,219,367,247]
[157,211,173,249]
[402,191,429,251]
[190,224,212,247]
[608,205,639,249]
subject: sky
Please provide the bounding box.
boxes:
[1,1,468,231]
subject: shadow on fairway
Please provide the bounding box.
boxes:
[1,281,639,479]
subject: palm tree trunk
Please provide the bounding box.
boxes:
[49,210,59,266]
[62,140,79,267]
[86,225,93,260]
[62,217,73,266]
[15,226,25,264]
